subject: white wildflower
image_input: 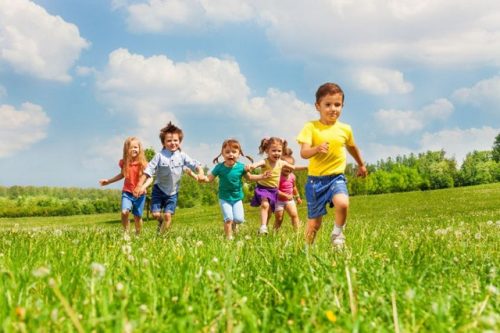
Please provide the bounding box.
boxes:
[474,232,482,240]
[176,236,183,244]
[139,304,148,314]
[127,255,135,262]
[122,244,132,255]
[171,296,179,303]
[123,233,131,242]
[142,258,149,266]
[53,229,63,237]
[405,288,416,301]
[195,240,203,247]
[236,240,244,248]
[90,262,106,278]
[187,306,193,313]
[486,285,498,295]
[116,282,125,292]
[245,235,251,240]
[486,220,493,226]
[212,257,219,263]
[32,266,50,278]
[50,308,58,322]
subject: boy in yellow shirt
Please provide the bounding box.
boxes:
[297,82,368,246]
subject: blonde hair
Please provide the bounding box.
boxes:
[213,139,254,164]
[258,137,288,155]
[122,137,147,178]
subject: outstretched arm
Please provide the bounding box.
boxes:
[99,173,124,186]
[245,159,266,172]
[244,170,272,181]
[133,174,150,197]
[346,144,368,177]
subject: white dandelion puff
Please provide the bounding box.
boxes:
[121,244,132,255]
[32,266,50,278]
[90,262,106,278]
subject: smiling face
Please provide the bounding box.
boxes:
[315,93,343,125]
[222,145,241,167]
[163,133,181,152]
[129,140,140,159]
[266,142,283,162]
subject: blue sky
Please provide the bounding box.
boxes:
[1,0,499,189]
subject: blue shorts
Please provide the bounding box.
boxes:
[121,191,146,217]
[219,199,244,224]
[305,174,348,219]
[151,184,178,214]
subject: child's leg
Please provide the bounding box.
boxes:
[133,216,143,235]
[332,193,349,230]
[121,210,131,233]
[232,200,244,235]
[305,216,323,244]
[220,199,236,239]
[159,212,172,234]
[285,203,300,231]
[224,221,233,239]
[260,199,270,226]
[274,209,284,230]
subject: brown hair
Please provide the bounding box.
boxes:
[258,137,288,155]
[159,121,184,144]
[213,139,253,164]
[122,137,147,178]
[281,147,295,164]
[315,82,344,104]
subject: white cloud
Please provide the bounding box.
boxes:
[419,127,499,164]
[352,67,413,95]
[375,98,454,135]
[93,49,314,165]
[125,0,254,33]
[120,1,500,68]
[452,75,500,109]
[0,0,89,81]
[0,102,50,157]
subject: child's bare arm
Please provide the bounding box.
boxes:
[133,174,149,196]
[244,170,272,181]
[346,144,368,177]
[184,168,198,181]
[99,173,124,186]
[245,160,266,172]
[199,174,215,183]
[300,142,329,159]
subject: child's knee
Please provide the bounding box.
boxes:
[121,210,130,216]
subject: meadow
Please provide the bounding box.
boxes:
[0,183,499,332]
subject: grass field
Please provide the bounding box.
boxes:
[1,183,499,332]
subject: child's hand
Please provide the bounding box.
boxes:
[262,170,272,179]
[99,179,108,186]
[296,197,303,205]
[245,164,255,172]
[316,142,329,154]
[133,187,142,197]
[357,165,368,178]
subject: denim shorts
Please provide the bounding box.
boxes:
[151,184,178,214]
[305,174,348,219]
[219,199,244,224]
[121,191,146,217]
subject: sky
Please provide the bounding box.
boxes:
[1,0,499,189]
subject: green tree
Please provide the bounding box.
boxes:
[493,133,500,162]
[458,151,496,186]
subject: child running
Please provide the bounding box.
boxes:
[134,122,205,234]
[99,136,149,234]
[200,139,271,240]
[273,148,305,232]
[248,137,299,235]
[297,82,368,246]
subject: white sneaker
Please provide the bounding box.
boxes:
[258,225,268,235]
[331,232,346,246]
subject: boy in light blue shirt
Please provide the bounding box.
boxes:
[135,122,205,233]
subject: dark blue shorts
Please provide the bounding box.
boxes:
[121,191,146,217]
[150,184,178,214]
[305,174,348,219]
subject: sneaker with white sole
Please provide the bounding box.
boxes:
[258,225,268,235]
[331,232,346,246]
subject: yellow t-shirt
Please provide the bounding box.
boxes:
[297,120,354,176]
[257,159,285,188]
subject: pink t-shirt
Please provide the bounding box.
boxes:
[279,173,295,195]
[119,160,143,194]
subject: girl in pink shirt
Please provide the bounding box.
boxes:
[274,151,304,231]
[99,137,149,234]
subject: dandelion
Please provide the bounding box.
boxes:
[32,266,50,278]
[212,257,219,263]
[245,235,252,240]
[127,255,135,262]
[142,258,149,266]
[474,232,482,240]
[139,304,148,314]
[405,288,416,301]
[487,220,493,226]
[123,233,131,242]
[325,310,336,323]
[187,306,193,313]
[121,244,132,255]
[195,240,203,247]
[116,282,125,292]
[236,240,244,248]
[15,307,26,321]
[486,285,498,295]
[171,296,179,303]
[53,229,63,237]
[176,236,184,244]
[90,262,106,278]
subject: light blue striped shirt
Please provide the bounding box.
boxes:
[144,149,201,195]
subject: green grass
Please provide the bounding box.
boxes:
[1,184,499,332]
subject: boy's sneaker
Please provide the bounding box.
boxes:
[258,225,268,235]
[331,232,346,246]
